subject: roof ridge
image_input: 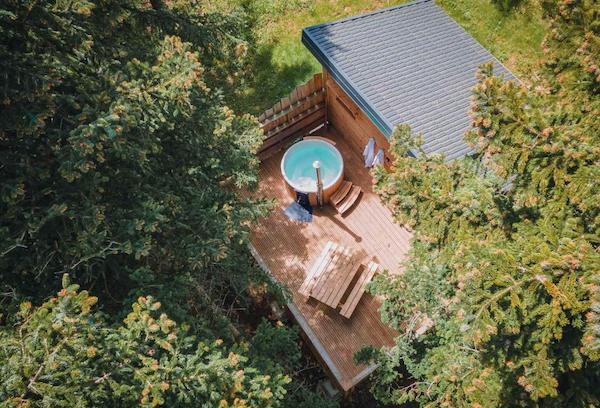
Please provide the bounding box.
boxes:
[304,0,433,32]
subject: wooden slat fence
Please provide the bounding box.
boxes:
[257,73,327,159]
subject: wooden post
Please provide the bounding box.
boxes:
[314,160,323,207]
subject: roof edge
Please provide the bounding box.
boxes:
[301,29,394,138]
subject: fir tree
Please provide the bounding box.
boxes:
[0,275,289,407]
[0,2,337,406]
[365,0,600,406]
[0,0,269,323]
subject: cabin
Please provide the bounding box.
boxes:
[249,0,513,393]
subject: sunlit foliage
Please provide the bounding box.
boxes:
[365,0,600,406]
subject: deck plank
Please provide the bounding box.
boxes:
[336,185,362,214]
[249,127,412,390]
[299,241,336,296]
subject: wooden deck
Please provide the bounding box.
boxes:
[249,126,412,390]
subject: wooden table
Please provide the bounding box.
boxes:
[299,241,361,309]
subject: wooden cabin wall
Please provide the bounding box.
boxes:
[323,70,390,165]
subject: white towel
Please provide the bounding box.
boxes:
[363,137,375,167]
[371,148,384,167]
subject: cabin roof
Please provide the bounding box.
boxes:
[302,0,515,160]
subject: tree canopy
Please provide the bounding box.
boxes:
[365,0,600,406]
[0,275,289,407]
[0,1,336,406]
[0,0,269,320]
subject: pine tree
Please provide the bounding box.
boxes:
[0,2,337,407]
[364,0,600,406]
[0,275,289,407]
[0,0,269,322]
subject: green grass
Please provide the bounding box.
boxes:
[240,0,547,115]
[439,0,547,72]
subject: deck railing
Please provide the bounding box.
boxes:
[257,73,327,159]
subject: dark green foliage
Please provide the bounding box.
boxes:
[491,0,525,13]
[251,319,303,372]
[249,320,340,408]
[590,279,600,352]
[0,276,289,407]
[367,0,600,406]
[282,389,339,408]
[0,0,270,325]
[0,1,335,406]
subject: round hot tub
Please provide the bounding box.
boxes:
[281,139,344,206]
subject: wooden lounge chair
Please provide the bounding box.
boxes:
[339,260,381,318]
[330,180,361,215]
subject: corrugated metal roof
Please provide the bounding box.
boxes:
[302,0,515,160]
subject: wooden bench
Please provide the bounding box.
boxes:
[299,241,336,297]
[340,261,380,318]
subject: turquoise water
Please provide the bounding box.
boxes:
[282,140,343,192]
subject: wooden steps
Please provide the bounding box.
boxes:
[338,186,361,214]
[340,261,380,319]
[331,181,362,215]
[331,181,352,206]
